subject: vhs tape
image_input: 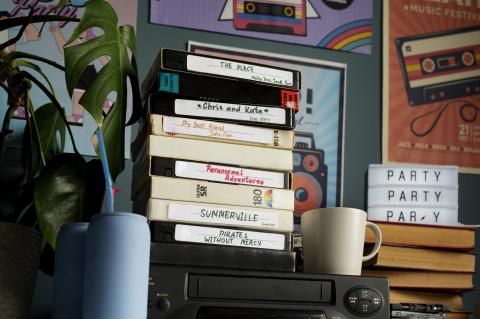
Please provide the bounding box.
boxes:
[150,222,291,251]
[143,198,294,233]
[147,95,296,130]
[391,311,446,319]
[150,241,296,272]
[396,25,480,106]
[391,303,448,313]
[158,48,301,90]
[135,156,292,189]
[135,135,293,171]
[133,175,294,210]
[130,114,294,163]
[142,71,300,111]
[147,114,295,149]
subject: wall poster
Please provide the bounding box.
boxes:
[188,41,346,217]
[383,0,480,173]
[0,0,138,157]
[151,0,373,55]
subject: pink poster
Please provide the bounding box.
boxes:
[0,0,138,157]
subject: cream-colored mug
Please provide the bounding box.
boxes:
[301,207,382,276]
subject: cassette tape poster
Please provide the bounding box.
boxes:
[188,41,345,217]
[0,0,137,157]
[150,0,373,55]
[383,0,480,173]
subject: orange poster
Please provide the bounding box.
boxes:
[383,0,480,173]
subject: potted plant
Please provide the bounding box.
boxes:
[0,7,85,318]
[0,0,144,317]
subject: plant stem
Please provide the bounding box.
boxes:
[23,95,33,184]
[27,97,46,167]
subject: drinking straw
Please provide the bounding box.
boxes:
[96,127,114,213]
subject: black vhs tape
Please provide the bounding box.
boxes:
[150,241,296,272]
[391,311,446,319]
[396,25,480,106]
[149,157,292,189]
[141,71,300,111]
[146,93,296,130]
[150,221,292,252]
[391,303,449,313]
[147,264,390,318]
[159,48,301,90]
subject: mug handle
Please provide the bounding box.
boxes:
[362,221,382,262]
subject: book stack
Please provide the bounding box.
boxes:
[131,49,300,272]
[366,164,475,318]
[362,222,476,319]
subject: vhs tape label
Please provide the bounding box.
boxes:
[186,55,294,87]
[162,116,273,144]
[168,203,279,228]
[174,160,286,188]
[174,224,286,250]
[174,99,287,124]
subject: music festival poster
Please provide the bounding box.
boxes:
[188,41,346,213]
[150,0,373,55]
[0,0,138,157]
[383,0,480,173]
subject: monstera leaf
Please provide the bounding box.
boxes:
[64,0,141,181]
[25,103,66,176]
[34,154,105,248]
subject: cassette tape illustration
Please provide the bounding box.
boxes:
[233,0,307,36]
[292,132,327,217]
[396,25,480,106]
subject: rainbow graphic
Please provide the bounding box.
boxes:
[263,189,273,208]
[318,19,373,52]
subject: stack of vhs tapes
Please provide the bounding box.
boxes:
[132,49,300,272]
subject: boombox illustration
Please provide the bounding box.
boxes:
[292,132,327,217]
[233,0,307,36]
[396,25,480,106]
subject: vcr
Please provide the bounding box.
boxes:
[148,264,390,319]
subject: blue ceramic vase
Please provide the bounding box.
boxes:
[52,223,89,319]
[82,212,150,319]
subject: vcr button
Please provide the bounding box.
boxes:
[357,300,374,314]
[347,291,359,310]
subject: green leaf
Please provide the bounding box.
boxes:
[64,0,141,181]
[28,103,66,176]
[34,154,105,248]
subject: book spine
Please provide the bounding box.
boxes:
[146,135,293,171]
[146,176,294,210]
[147,198,293,232]
[150,115,295,149]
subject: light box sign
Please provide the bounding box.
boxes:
[367,164,459,226]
